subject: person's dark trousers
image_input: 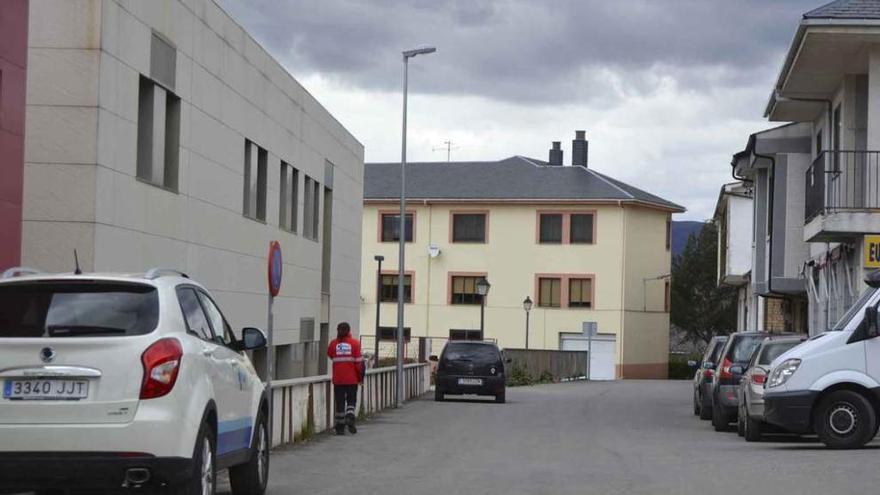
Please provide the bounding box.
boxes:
[334,384,358,434]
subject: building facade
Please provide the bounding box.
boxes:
[361,133,684,379]
[714,182,753,332]
[7,0,364,378]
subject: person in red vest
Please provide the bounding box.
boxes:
[327,322,364,435]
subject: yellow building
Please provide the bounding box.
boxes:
[360,133,684,379]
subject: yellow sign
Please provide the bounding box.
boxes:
[865,236,880,268]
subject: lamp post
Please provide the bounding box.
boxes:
[476,278,491,340]
[396,45,436,408]
[523,296,533,349]
[373,255,384,368]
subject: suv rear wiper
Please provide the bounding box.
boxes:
[47,325,128,337]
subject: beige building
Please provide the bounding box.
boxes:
[360,133,683,379]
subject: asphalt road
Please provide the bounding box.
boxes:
[235,380,880,495]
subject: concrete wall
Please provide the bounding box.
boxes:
[726,193,752,279]
[21,0,364,376]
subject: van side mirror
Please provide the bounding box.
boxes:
[239,327,267,351]
[866,306,879,338]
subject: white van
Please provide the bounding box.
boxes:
[763,271,880,449]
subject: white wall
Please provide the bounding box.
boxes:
[726,195,753,278]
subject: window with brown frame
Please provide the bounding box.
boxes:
[452,213,486,243]
[570,214,594,244]
[539,214,563,243]
[568,278,593,308]
[538,277,561,308]
[380,274,412,303]
[381,213,414,242]
[450,276,484,305]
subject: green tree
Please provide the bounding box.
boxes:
[670,221,737,345]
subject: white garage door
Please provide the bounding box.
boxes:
[560,334,617,380]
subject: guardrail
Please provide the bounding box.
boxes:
[805,150,880,222]
[269,362,431,448]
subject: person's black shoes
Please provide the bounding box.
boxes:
[347,423,357,434]
[335,424,345,435]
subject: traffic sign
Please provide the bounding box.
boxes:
[268,241,283,297]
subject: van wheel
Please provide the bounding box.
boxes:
[814,390,877,449]
[171,421,216,495]
[744,414,763,442]
[229,411,269,495]
[495,391,506,404]
[712,398,729,432]
[434,388,444,402]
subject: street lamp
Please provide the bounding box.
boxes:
[476,278,491,340]
[373,255,384,368]
[523,296,533,349]
[396,45,436,408]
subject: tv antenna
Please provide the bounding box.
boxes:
[432,140,460,162]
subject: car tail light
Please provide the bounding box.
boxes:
[703,369,714,379]
[140,338,183,399]
[751,372,766,385]
[719,357,733,381]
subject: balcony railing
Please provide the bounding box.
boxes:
[805,150,880,222]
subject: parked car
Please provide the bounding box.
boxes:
[435,341,506,403]
[0,267,270,495]
[764,272,880,449]
[736,335,806,441]
[709,331,770,431]
[692,335,728,420]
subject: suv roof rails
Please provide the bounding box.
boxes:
[1,267,42,279]
[144,267,189,280]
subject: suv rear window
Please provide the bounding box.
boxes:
[730,335,764,363]
[0,282,159,338]
[443,344,500,363]
[706,338,727,363]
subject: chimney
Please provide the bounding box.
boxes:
[548,141,563,166]
[572,130,588,167]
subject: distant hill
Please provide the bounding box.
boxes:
[671,221,705,259]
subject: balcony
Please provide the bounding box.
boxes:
[804,150,880,242]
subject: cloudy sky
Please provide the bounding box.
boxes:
[218,0,813,221]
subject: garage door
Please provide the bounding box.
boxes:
[560,334,617,380]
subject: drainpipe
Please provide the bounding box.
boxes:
[753,151,777,297]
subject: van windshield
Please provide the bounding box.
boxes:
[831,287,878,331]
[443,344,500,363]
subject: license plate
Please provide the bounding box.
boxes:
[3,379,89,400]
[458,378,483,386]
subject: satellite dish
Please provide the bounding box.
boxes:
[428,244,441,258]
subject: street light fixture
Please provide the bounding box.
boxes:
[373,255,384,368]
[395,45,436,408]
[523,296,533,349]
[476,278,491,340]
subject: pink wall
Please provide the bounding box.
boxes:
[0,0,28,271]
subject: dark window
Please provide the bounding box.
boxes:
[380,274,412,303]
[570,214,594,244]
[381,213,414,242]
[539,214,563,243]
[378,326,411,341]
[243,140,267,221]
[664,280,670,312]
[538,277,561,308]
[196,291,233,345]
[137,75,180,190]
[452,214,486,243]
[451,276,484,305]
[448,330,483,341]
[568,278,593,308]
[730,335,764,364]
[816,130,823,157]
[443,343,500,361]
[757,341,801,366]
[0,283,158,338]
[665,218,672,250]
[177,288,213,341]
[279,162,299,233]
[311,178,320,240]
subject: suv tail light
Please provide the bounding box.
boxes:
[751,372,766,385]
[703,369,714,379]
[718,357,733,381]
[140,338,183,399]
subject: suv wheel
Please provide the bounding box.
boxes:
[495,391,506,404]
[434,388,444,402]
[736,404,745,437]
[712,397,729,432]
[744,412,762,442]
[171,422,216,495]
[698,394,712,420]
[814,390,877,449]
[693,390,700,416]
[229,411,269,495]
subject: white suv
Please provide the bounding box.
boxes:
[0,267,270,494]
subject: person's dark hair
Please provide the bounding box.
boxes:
[337,322,351,339]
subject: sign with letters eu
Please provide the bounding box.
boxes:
[865,235,880,268]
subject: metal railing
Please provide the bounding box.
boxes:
[805,150,880,222]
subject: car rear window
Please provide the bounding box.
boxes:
[730,335,764,363]
[0,282,159,338]
[707,338,727,363]
[443,344,500,363]
[758,341,800,365]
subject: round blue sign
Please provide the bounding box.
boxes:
[268,241,283,296]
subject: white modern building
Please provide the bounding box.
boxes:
[714,182,753,332]
[15,0,364,378]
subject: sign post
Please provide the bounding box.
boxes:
[267,241,283,443]
[582,322,597,380]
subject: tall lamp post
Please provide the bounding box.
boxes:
[396,45,436,408]
[373,255,384,367]
[476,278,491,340]
[523,296,533,349]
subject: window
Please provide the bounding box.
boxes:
[279,162,299,232]
[451,276,485,305]
[664,280,671,313]
[665,218,672,251]
[449,329,482,341]
[379,326,411,341]
[312,178,320,239]
[539,214,563,243]
[136,75,180,190]
[568,278,593,308]
[816,129,823,157]
[538,277,561,308]
[177,288,213,341]
[570,214,594,244]
[197,291,232,345]
[302,176,321,240]
[243,140,267,221]
[452,213,487,243]
[380,273,412,303]
[381,213,414,242]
